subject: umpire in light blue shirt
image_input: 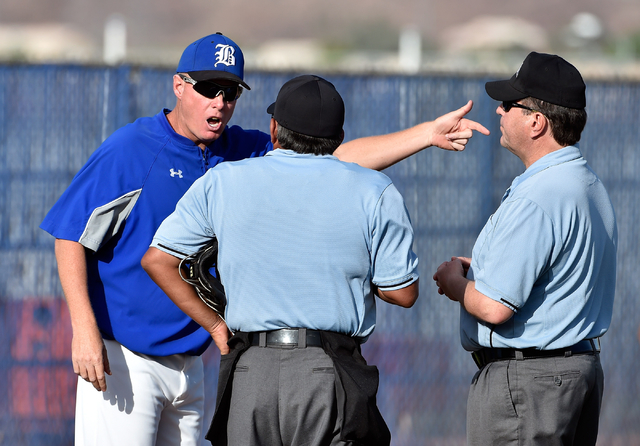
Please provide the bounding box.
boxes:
[433,52,617,446]
[142,75,419,446]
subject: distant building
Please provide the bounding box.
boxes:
[0,24,97,63]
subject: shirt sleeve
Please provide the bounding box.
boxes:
[40,136,146,252]
[370,183,419,290]
[471,197,555,311]
[150,172,215,258]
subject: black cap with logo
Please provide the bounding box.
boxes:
[485,52,586,109]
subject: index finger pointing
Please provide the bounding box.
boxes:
[465,119,490,136]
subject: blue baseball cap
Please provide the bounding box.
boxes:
[176,33,250,90]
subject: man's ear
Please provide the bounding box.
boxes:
[270,118,279,146]
[530,112,548,139]
[173,74,185,99]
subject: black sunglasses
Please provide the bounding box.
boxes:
[501,100,538,113]
[179,74,242,102]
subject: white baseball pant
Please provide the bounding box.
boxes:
[75,339,205,446]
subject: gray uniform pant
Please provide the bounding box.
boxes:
[226,345,348,446]
[467,352,603,446]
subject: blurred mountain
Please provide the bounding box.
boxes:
[1,0,640,76]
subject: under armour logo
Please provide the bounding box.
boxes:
[214,44,236,67]
[170,168,183,178]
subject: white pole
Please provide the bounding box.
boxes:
[399,27,421,73]
[103,14,127,65]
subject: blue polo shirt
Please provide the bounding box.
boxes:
[151,149,419,339]
[461,146,617,351]
[40,110,272,356]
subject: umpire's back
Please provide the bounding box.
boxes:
[205,148,417,338]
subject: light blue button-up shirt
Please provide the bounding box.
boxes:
[461,146,617,351]
[152,149,418,339]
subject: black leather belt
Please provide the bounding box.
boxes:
[249,328,323,348]
[471,339,600,369]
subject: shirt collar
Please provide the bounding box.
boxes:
[265,148,338,160]
[501,145,583,202]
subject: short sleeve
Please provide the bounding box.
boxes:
[370,184,419,290]
[40,135,148,251]
[151,173,216,257]
[472,198,555,310]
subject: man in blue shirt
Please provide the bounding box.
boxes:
[41,33,489,446]
[142,75,419,446]
[433,52,617,446]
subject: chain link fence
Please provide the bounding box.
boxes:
[0,64,637,445]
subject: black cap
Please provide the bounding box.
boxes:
[485,52,586,109]
[267,75,345,139]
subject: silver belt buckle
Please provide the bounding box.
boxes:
[276,329,298,345]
